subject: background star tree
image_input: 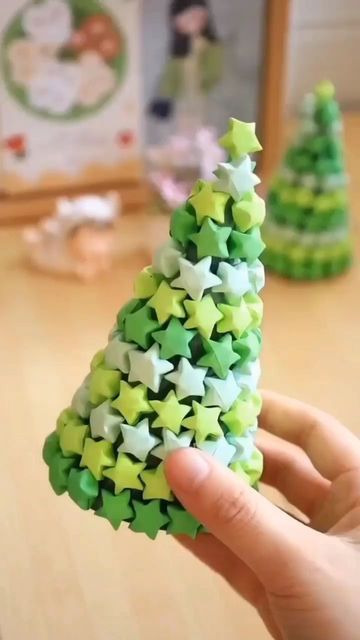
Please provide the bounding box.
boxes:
[262,82,352,279]
[43,118,266,539]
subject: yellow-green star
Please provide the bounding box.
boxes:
[111,381,152,425]
[188,181,228,225]
[103,453,146,494]
[244,292,263,329]
[217,299,252,339]
[182,401,223,444]
[89,367,121,405]
[80,438,115,480]
[184,295,224,339]
[134,267,161,299]
[150,390,191,434]
[232,192,266,232]
[60,422,89,457]
[219,119,262,160]
[141,462,174,501]
[231,448,263,486]
[147,280,187,325]
[221,392,262,436]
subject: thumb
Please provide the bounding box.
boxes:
[165,448,316,590]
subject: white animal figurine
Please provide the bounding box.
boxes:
[23,191,120,281]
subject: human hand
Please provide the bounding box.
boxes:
[165,390,360,640]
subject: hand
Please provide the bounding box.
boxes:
[165,390,360,640]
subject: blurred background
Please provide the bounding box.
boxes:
[0,1,359,639]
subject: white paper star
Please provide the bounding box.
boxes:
[165,358,207,399]
[226,432,255,463]
[104,333,138,373]
[128,343,174,393]
[232,359,261,392]
[152,429,194,460]
[71,374,92,418]
[171,256,221,301]
[213,261,250,300]
[152,239,182,278]
[248,259,265,293]
[90,399,123,443]
[118,419,161,461]
[214,156,261,201]
[203,371,241,412]
[199,437,236,467]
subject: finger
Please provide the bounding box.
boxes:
[257,430,330,518]
[260,390,360,481]
[177,534,262,606]
[165,448,317,590]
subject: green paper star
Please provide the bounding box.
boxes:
[217,299,252,339]
[240,448,263,485]
[152,317,195,359]
[147,280,187,325]
[182,401,223,444]
[89,367,121,405]
[67,468,99,510]
[56,407,83,436]
[112,381,152,425]
[43,431,61,466]
[134,267,161,299]
[219,119,262,160]
[80,438,115,480]
[188,180,228,225]
[197,334,240,379]
[90,349,105,371]
[221,392,262,436]
[170,206,198,245]
[150,390,191,434]
[184,295,224,339]
[228,227,265,263]
[244,293,263,329]
[49,452,76,496]
[124,304,160,349]
[190,219,231,259]
[103,453,146,494]
[96,489,134,530]
[167,505,201,538]
[117,298,142,331]
[232,192,266,232]
[130,499,170,540]
[141,462,174,501]
[60,422,89,457]
[232,330,262,364]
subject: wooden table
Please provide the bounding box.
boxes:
[0,114,359,640]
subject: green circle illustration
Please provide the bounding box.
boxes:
[1,0,127,121]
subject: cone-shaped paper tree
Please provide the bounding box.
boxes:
[262,82,352,279]
[43,119,266,539]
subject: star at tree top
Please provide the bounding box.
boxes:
[219,119,262,160]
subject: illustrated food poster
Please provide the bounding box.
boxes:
[0,0,142,194]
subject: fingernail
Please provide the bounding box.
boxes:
[166,449,210,492]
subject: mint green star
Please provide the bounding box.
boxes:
[152,317,195,359]
[244,292,263,329]
[167,505,201,538]
[229,226,265,263]
[188,180,229,224]
[67,468,99,510]
[89,367,121,406]
[147,280,187,325]
[190,219,231,259]
[124,304,160,349]
[219,119,262,159]
[214,157,260,200]
[96,489,134,530]
[130,499,170,539]
[170,206,198,245]
[184,295,223,339]
[197,334,240,379]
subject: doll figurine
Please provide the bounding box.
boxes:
[149,0,223,134]
[23,192,120,281]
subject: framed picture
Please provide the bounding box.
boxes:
[143,0,290,180]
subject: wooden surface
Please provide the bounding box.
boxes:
[0,114,359,640]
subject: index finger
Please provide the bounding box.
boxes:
[260,390,360,481]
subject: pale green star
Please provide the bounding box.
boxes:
[118,419,161,461]
[152,429,194,460]
[152,239,183,278]
[165,358,207,399]
[171,256,221,301]
[128,344,173,393]
[203,371,240,412]
[104,334,137,374]
[71,376,92,419]
[213,261,250,301]
[89,399,122,443]
[214,156,261,201]
[199,437,236,467]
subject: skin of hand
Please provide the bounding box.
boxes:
[165,390,360,640]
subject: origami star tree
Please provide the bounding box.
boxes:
[262,82,352,279]
[43,118,266,540]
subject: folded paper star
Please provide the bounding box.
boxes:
[103,453,146,494]
[152,239,183,278]
[112,382,152,425]
[188,180,229,225]
[124,304,160,350]
[184,295,223,339]
[203,371,240,412]
[118,419,161,461]
[89,367,121,405]
[214,156,260,200]
[198,436,236,467]
[182,402,222,444]
[104,334,138,374]
[170,206,198,245]
[150,390,191,434]
[165,358,207,399]
[90,399,122,443]
[141,463,174,501]
[197,334,240,379]
[128,343,173,393]
[219,119,262,159]
[171,256,221,301]
[213,261,250,301]
[148,280,187,325]
[152,429,194,460]
[190,218,231,259]
[152,317,195,359]
[80,438,115,481]
[96,489,134,530]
